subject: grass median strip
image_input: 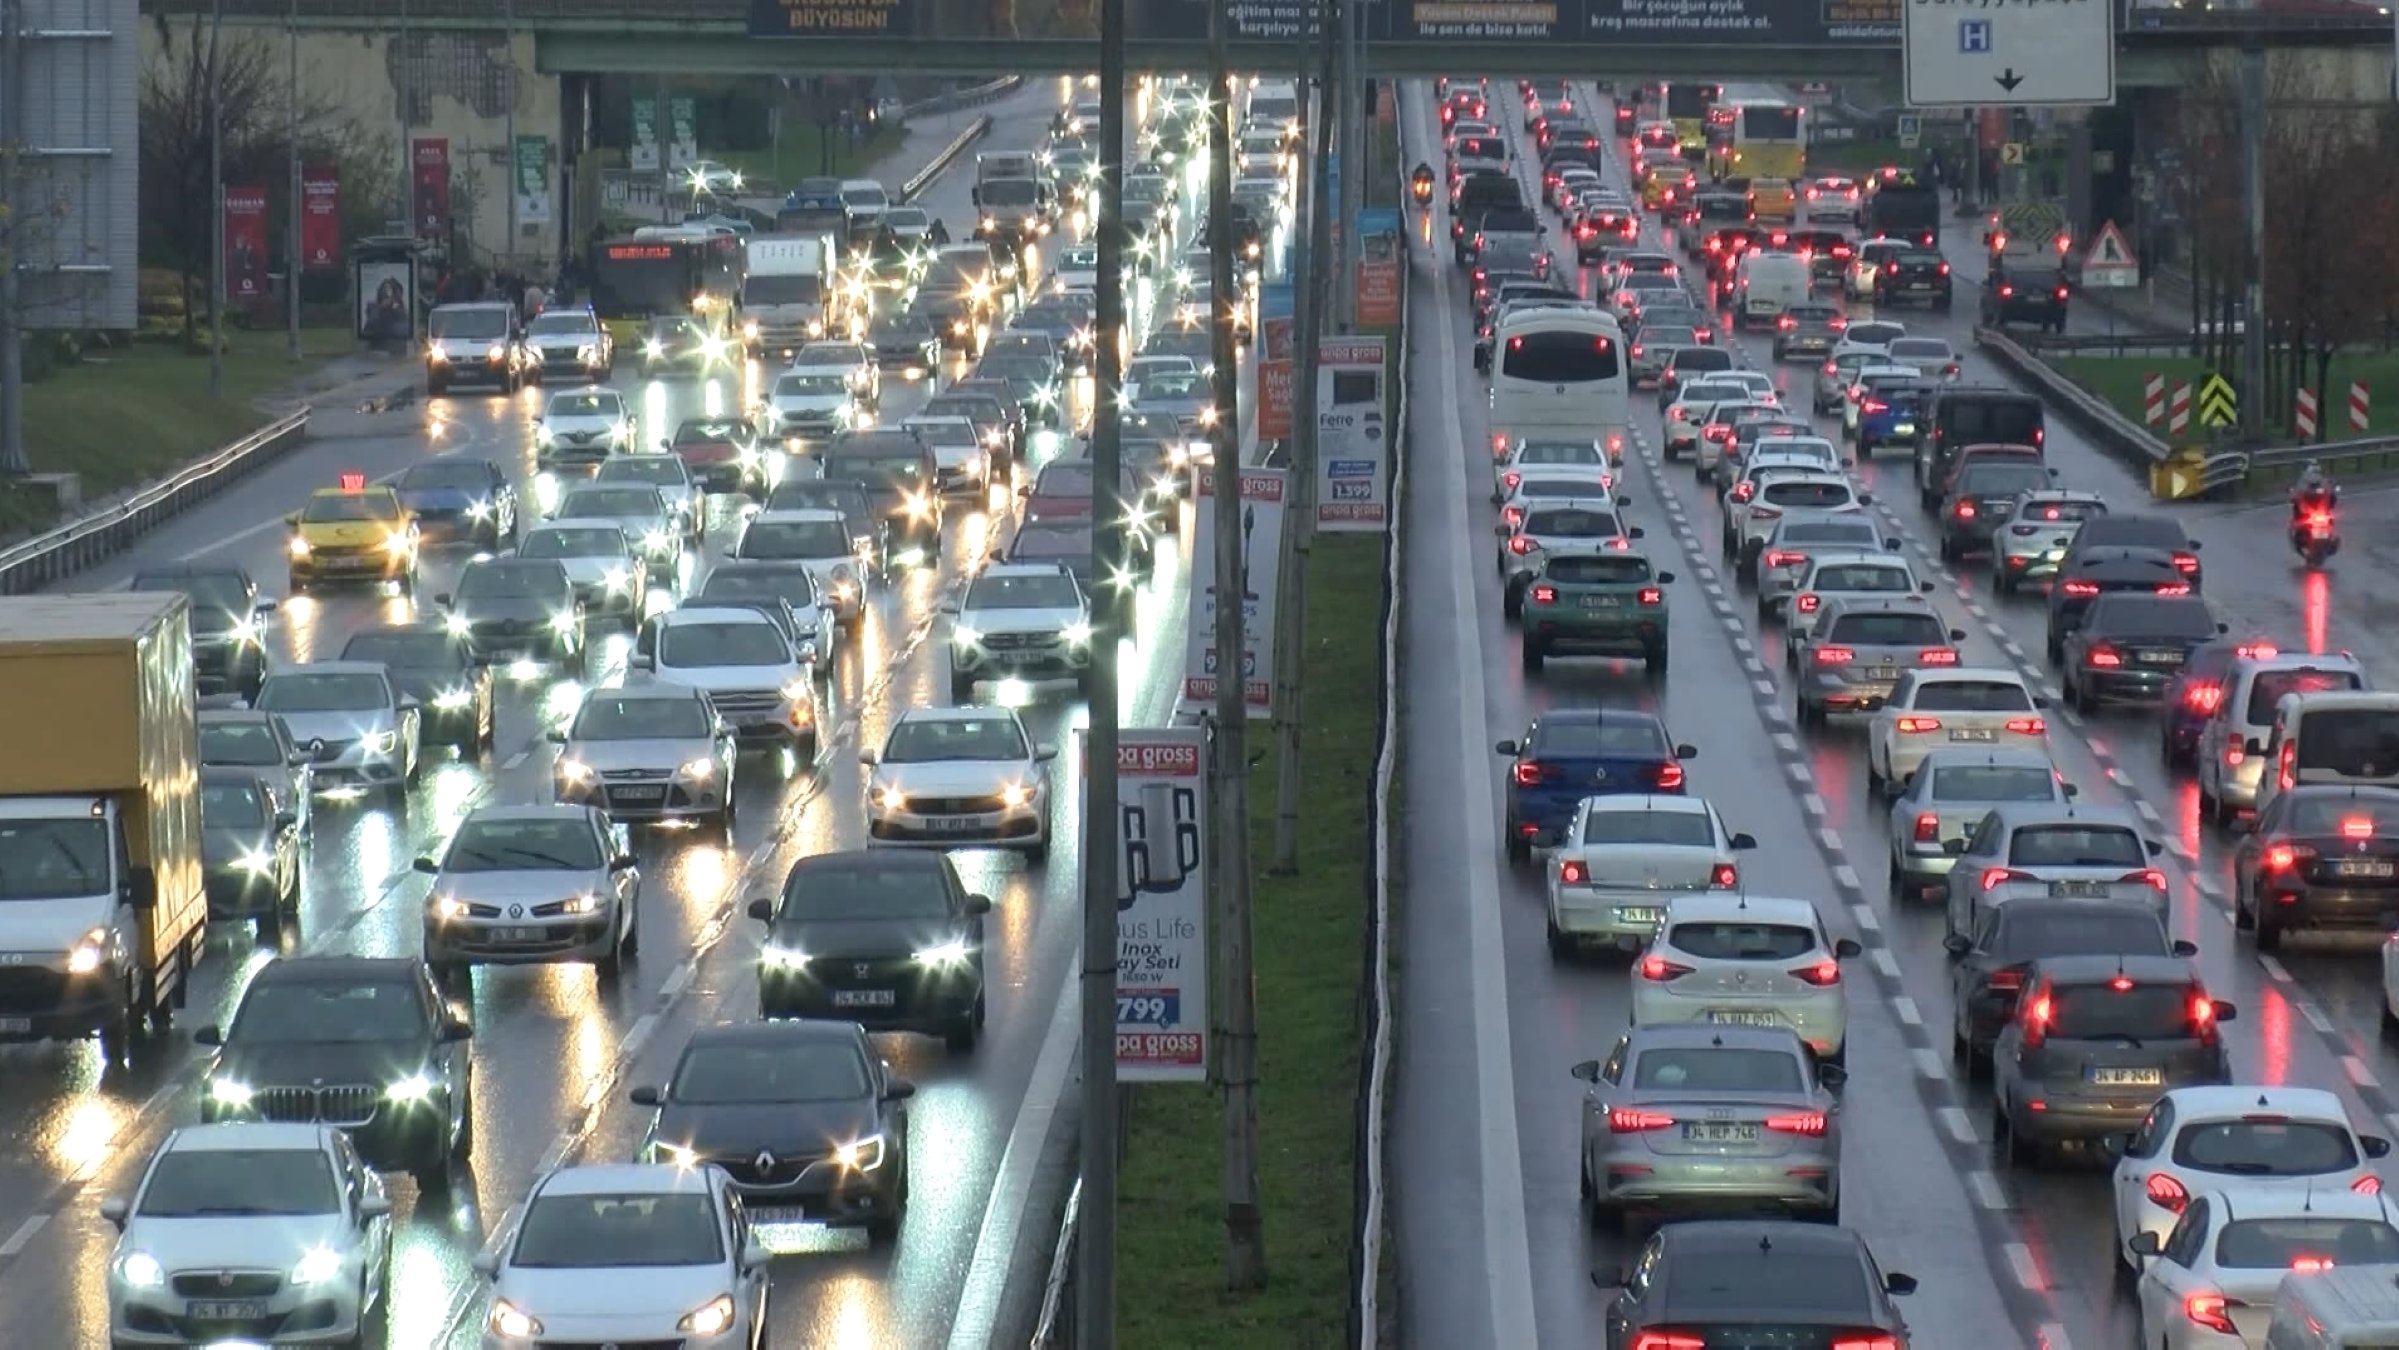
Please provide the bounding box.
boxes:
[1117,535,1385,1348]
[2047,352,2399,442]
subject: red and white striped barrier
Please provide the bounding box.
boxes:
[2169,381,2192,435]
[2351,380,2372,433]
[2296,386,2320,439]
[2143,372,2165,427]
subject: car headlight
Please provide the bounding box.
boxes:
[444,613,472,638]
[488,1298,543,1339]
[952,625,981,648]
[290,1245,346,1286]
[1061,621,1094,647]
[781,680,813,706]
[677,757,715,780]
[556,758,592,784]
[227,617,260,645]
[384,531,415,555]
[651,1140,698,1168]
[235,849,276,876]
[432,686,474,711]
[208,1077,254,1108]
[1000,782,1032,808]
[743,320,760,340]
[915,939,974,968]
[549,610,579,635]
[644,529,674,553]
[287,535,311,558]
[761,943,810,970]
[603,567,631,593]
[384,1073,436,1103]
[363,730,399,756]
[66,928,108,974]
[831,1134,887,1172]
[117,1252,165,1289]
[559,893,599,915]
[466,499,492,520]
[427,342,449,363]
[679,1293,739,1337]
[644,339,664,360]
[430,894,467,921]
[872,784,906,811]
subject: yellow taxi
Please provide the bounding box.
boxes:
[1641,164,1694,211]
[1747,177,1799,223]
[286,473,420,594]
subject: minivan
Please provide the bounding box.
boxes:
[2197,647,2369,821]
[2252,691,2399,823]
[1732,252,1811,331]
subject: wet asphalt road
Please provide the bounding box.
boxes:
[1391,77,2399,1350]
[0,81,1262,1350]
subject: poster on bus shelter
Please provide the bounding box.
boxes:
[1111,727,1212,1083]
[1182,466,1287,719]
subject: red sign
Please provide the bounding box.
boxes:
[223,186,269,302]
[300,164,340,270]
[1257,314,1296,439]
[1356,259,1400,328]
[411,137,451,241]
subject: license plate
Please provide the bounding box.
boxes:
[1949,728,1998,742]
[749,1206,808,1225]
[2139,650,2184,665]
[2338,860,2397,879]
[187,1300,268,1319]
[2091,1066,2164,1087]
[1615,907,1663,925]
[0,1017,30,1034]
[1682,1121,1761,1144]
[1892,422,1917,435]
[925,816,980,833]
[611,786,666,802]
[1866,667,1900,681]
[1707,1010,1780,1027]
[328,555,372,569]
[832,989,897,1008]
[493,927,543,943]
[1582,594,1624,609]
[2050,880,2108,898]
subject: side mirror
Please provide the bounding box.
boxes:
[1942,837,1967,855]
[547,731,567,744]
[1570,1059,1601,1082]
[470,1253,499,1278]
[1494,740,1519,756]
[2098,1132,2131,1161]
[747,897,776,923]
[2211,1000,2238,1023]
[740,1240,770,1273]
[610,854,639,872]
[2366,1135,2392,1160]
[309,738,330,761]
[1817,1061,1848,1089]
[629,1085,662,1107]
[360,1194,393,1221]
[2217,622,2231,634]
[2145,838,2164,856]
[1656,571,1676,585]
[939,600,960,614]
[2128,1231,2163,1258]
[1591,1266,1629,1291]
[1857,492,1875,506]
[859,748,880,766]
[1920,580,1937,592]
[100,1197,129,1228]
[2062,783,2080,799]
[1035,743,1059,762]
[1942,933,1971,958]
[966,893,994,915]
[1674,743,1697,760]
[275,811,297,830]
[1888,537,1906,550]
[2172,939,2199,957]
[413,857,440,875]
[2031,695,2051,709]
[628,655,654,672]
[433,593,452,607]
[1729,832,1757,850]
[1947,628,1968,642]
[1833,937,1862,959]
[283,512,300,526]
[255,598,279,615]
[885,1078,919,1101]
[1883,1272,1919,1297]
[2189,540,2202,550]
[193,1025,222,1046]
[1627,526,1647,539]
[440,1019,473,1042]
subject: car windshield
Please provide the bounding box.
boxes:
[870,314,933,338]
[1518,480,1601,500]
[883,716,1028,764]
[1661,1248,1868,1316]
[2295,710,2399,777]
[430,308,507,339]
[781,860,953,920]
[2047,980,2196,1039]
[1889,339,1950,360]
[671,1040,873,1106]
[558,489,661,519]
[460,564,563,600]
[201,784,268,829]
[1534,719,1668,758]
[778,373,849,398]
[444,817,603,872]
[742,519,851,557]
[132,572,249,619]
[298,494,397,524]
[575,695,711,741]
[230,979,423,1043]
[699,570,815,607]
[512,1192,724,1269]
[1847,322,1905,346]
[1782,523,1878,548]
[1959,464,2049,496]
[526,312,594,336]
[1668,921,1818,961]
[823,453,928,492]
[2008,825,2145,868]
[658,622,789,668]
[139,1149,340,1218]
[343,631,466,672]
[1672,350,1734,373]
[1632,1047,1804,1093]
[967,573,1081,609]
[1062,247,1098,270]
[598,459,687,488]
[1581,809,1712,847]
[1546,555,1650,586]
[981,178,1039,206]
[1523,509,1622,538]
[548,393,621,418]
[2093,599,2217,641]
[255,673,384,713]
[2216,1217,2399,1269]
[1932,766,2055,802]
[199,722,284,766]
[1140,373,1207,400]
[2288,795,2399,837]
[2173,1118,2359,1176]
[2246,668,2364,723]
[1991,905,2166,957]
[1912,680,2034,713]
[522,528,626,560]
[400,461,498,494]
[675,422,745,446]
[1812,564,1912,592]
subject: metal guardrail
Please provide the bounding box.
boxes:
[902,113,997,204]
[0,410,312,595]
[1976,326,2173,466]
[904,74,1023,120]
[2015,332,2214,361]
[1028,1179,1080,1348]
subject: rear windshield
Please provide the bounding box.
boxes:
[1959,464,2049,497]
[1671,349,1734,373]
[1812,564,1912,593]
[1668,922,1817,962]
[2047,981,2195,1040]
[1826,611,1945,645]
[1515,441,1606,467]
[1660,1249,1867,1315]
[1582,809,1712,847]
[2082,518,2185,551]
[1547,555,1651,585]
[2289,795,2399,836]
[1760,481,1852,508]
[2171,1118,2358,1176]
[1533,719,1669,757]
[1631,1047,1803,1093]
[2008,825,2145,868]
[1783,522,1879,547]
[2019,498,2106,524]
[2090,598,2218,641]
[1913,680,2035,713]
[1940,398,2044,443]
[1992,907,2168,958]
[2294,709,2399,776]
[2247,668,2365,723]
[2214,1218,2399,1269]
[1524,509,1623,538]
[1933,765,2056,802]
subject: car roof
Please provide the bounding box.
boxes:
[198,765,276,793]
[656,606,780,628]
[2157,1084,2350,1122]
[1585,792,1708,817]
[2204,1186,2395,1224]
[895,704,1023,726]
[250,955,422,985]
[1909,666,2029,688]
[1914,746,2056,774]
[1662,893,1820,926]
[1980,800,2145,831]
[199,708,282,725]
[534,1162,717,1199]
[459,802,596,825]
[164,1122,342,1153]
[528,518,631,536]
[581,682,709,704]
[270,660,385,679]
[976,561,1078,581]
[683,1019,868,1052]
[1622,1022,1810,1056]
[750,508,847,524]
[1655,1219,1873,1259]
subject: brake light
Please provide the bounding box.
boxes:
[2156,583,2191,597]
[1777,315,1797,331]
[1833,245,1853,258]
[1654,761,1685,791]
[2281,739,2299,790]
[2119,868,2168,893]
[1815,646,1854,665]
[2183,1292,2238,1334]
[2021,991,2054,1048]
[1828,315,1848,331]
[2146,1172,2191,1213]
[2006,718,2047,736]
[2345,815,2378,840]
[1986,964,2028,993]
[2264,843,2303,872]
[1954,499,1977,519]
[2190,990,2220,1040]
[2185,684,2222,712]
[1822,361,1838,377]
[2055,286,2070,302]
[2172,551,2200,574]
[1920,648,1960,666]
[1503,471,1522,490]
[1513,760,1545,787]
[2355,1175,2384,1196]
[1936,260,1950,275]
[1914,811,1940,842]
[1531,584,1557,604]
[1710,862,1739,888]
[2061,580,2100,598]
[1862,399,1887,414]
[1796,593,1820,613]
[1895,717,1942,734]
[1730,481,1755,502]
[1832,1337,1900,1350]
[1638,955,1693,981]
[1638,586,1664,606]
[1981,867,2032,892]
[2088,645,2123,668]
[1558,859,1589,886]
[1791,959,1842,986]
[1509,537,1534,555]
[1705,237,1720,252]
[1750,506,1783,522]
[1764,550,1803,569]
[2294,1256,2336,1273]
[1765,1111,1828,1136]
[1628,1328,1706,1350]
[1504,506,1524,527]
[2236,641,2279,659]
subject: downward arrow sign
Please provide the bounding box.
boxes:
[1995,68,2025,93]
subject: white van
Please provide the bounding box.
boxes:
[2264,1263,2399,1349]
[2198,647,2368,820]
[2254,691,2399,821]
[1732,252,1811,331]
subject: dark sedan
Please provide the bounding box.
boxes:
[199,768,299,931]
[2233,786,2399,948]
[2045,549,2192,663]
[1934,459,2053,563]
[341,622,494,754]
[748,850,991,1050]
[2060,592,2226,710]
[390,456,516,548]
[667,416,764,497]
[128,563,275,700]
[1599,1221,1916,1348]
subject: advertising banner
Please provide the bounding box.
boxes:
[753,0,1894,41]
[1355,212,1402,329]
[750,0,917,36]
[631,96,660,174]
[1183,466,1288,717]
[355,258,414,343]
[222,186,268,303]
[1114,728,1211,1083]
[1574,0,1896,43]
[515,135,553,226]
[410,137,451,242]
[1316,336,1390,532]
[670,98,700,171]
[299,165,340,271]
[1257,284,1297,441]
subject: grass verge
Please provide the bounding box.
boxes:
[0,328,336,536]
[1806,135,1943,175]
[711,123,905,190]
[1116,535,1385,1349]
[2048,352,2399,442]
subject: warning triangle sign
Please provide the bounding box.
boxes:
[2082,221,2139,288]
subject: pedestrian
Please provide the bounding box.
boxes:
[524,281,547,318]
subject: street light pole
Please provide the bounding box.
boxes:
[502,0,517,263]
[286,0,301,361]
[207,0,227,401]
[0,0,27,475]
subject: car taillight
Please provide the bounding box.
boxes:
[1764,550,1803,568]
[2356,1175,2384,1196]
[1531,584,1557,603]
[1710,862,1739,889]
[1791,959,1842,986]
[1638,586,1663,606]
[1795,593,1820,613]
[2146,1172,2191,1213]
[1630,344,1644,359]
[1986,964,2028,993]
[1981,867,2033,891]
[2190,988,2223,1044]
[1558,859,1589,886]
[1933,255,1947,270]
[1895,717,1942,734]
[2006,718,2046,736]
[1920,648,1960,666]
[2020,991,2053,1048]
[1815,646,1854,665]
[1638,955,1693,982]
[1828,315,1849,331]
[1693,327,1713,343]
[2156,582,2192,596]
[1730,481,1755,502]
[1513,760,1545,787]
[1705,237,1721,252]
[2185,684,2223,712]
[2061,580,2100,597]
[1750,506,1783,522]
[1862,399,1887,414]
[2173,551,2200,574]
[1629,1326,1707,1350]
[2123,868,2168,892]
[2088,644,2123,668]
[1765,1111,1828,1136]
[1832,1337,1900,1350]
[1504,506,1524,526]
[1777,315,1796,330]
[1822,361,1839,377]
[1509,537,1534,555]
[1999,284,2014,299]
[1654,761,1685,791]
[2264,843,2307,872]
[1503,471,1522,489]
[1954,499,1977,519]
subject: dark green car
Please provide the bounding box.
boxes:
[1519,550,1675,674]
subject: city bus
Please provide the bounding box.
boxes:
[1487,307,1631,463]
[1663,83,1721,160]
[589,227,745,324]
[1710,98,1807,182]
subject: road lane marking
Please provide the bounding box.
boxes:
[1892,996,1922,1027]
[1940,1106,1976,1145]
[2038,1321,2072,1350]
[2259,955,2292,983]
[2347,1054,2378,1088]
[947,972,1081,1350]
[1831,863,1860,892]
[0,1215,46,1258]
[2005,1242,2043,1291]
[1912,1047,1947,1081]
[1800,792,1827,818]
[1969,1171,2009,1211]
[1869,948,1900,981]
[2301,1001,2336,1035]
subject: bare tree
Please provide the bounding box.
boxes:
[1,130,81,475]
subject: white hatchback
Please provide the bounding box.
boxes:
[1630,893,1861,1064]
[1865,667,2049,795]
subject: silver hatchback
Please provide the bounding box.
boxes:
[416,803,641,978]
[1792,597,1966,725]
[1992,955,2234,1164]
[552,684,736,828]
[1573,1023,1843,1225]
[1754,515,1887,620]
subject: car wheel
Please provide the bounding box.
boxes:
[1502,579,1525,621]
[1505,824,1531,866]
[949,669,976,704]
[944,996,985,1054]
[450,1080,476,1161]
[1025,832,1050,865]
[1520,637,1545,672]
[1545,918,1571,961]
[2255,904,2285,951]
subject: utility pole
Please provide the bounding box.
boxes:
[502,0,518,264]
[0,0,28,475]
[286,0,301,361]
[398,0,412,238]
[1206,0,1266,1295]
[1332,0,1361,331]
[206,0,227,401]
[1075,14,1128,1350]
[656,75,672,224]
[2236,44,2268,440]
[1270,0,1338,872]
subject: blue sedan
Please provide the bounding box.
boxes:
[1495,708,1697,864]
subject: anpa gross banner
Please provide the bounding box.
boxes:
[1113,727,1211,1082]
[1316,336,1390,532]
[1183,466,1288,718]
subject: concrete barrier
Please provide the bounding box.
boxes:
[903,113,997,204]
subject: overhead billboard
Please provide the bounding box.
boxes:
[747,0,1893,40]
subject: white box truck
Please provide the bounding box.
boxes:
[743,235,835,359]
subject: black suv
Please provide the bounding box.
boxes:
[1923,387,2045,482]
[1944,898,2194,1077]
[1982,261,2072,333]
[128,563,274,700]
[1875,247,1953,311]
[749,850,992,1051]
[434,557,583,668]
[341,622,492,753]
[195,956,475,1186]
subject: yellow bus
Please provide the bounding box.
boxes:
[1709,99,1806,182]
[1663,83,1720,160]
